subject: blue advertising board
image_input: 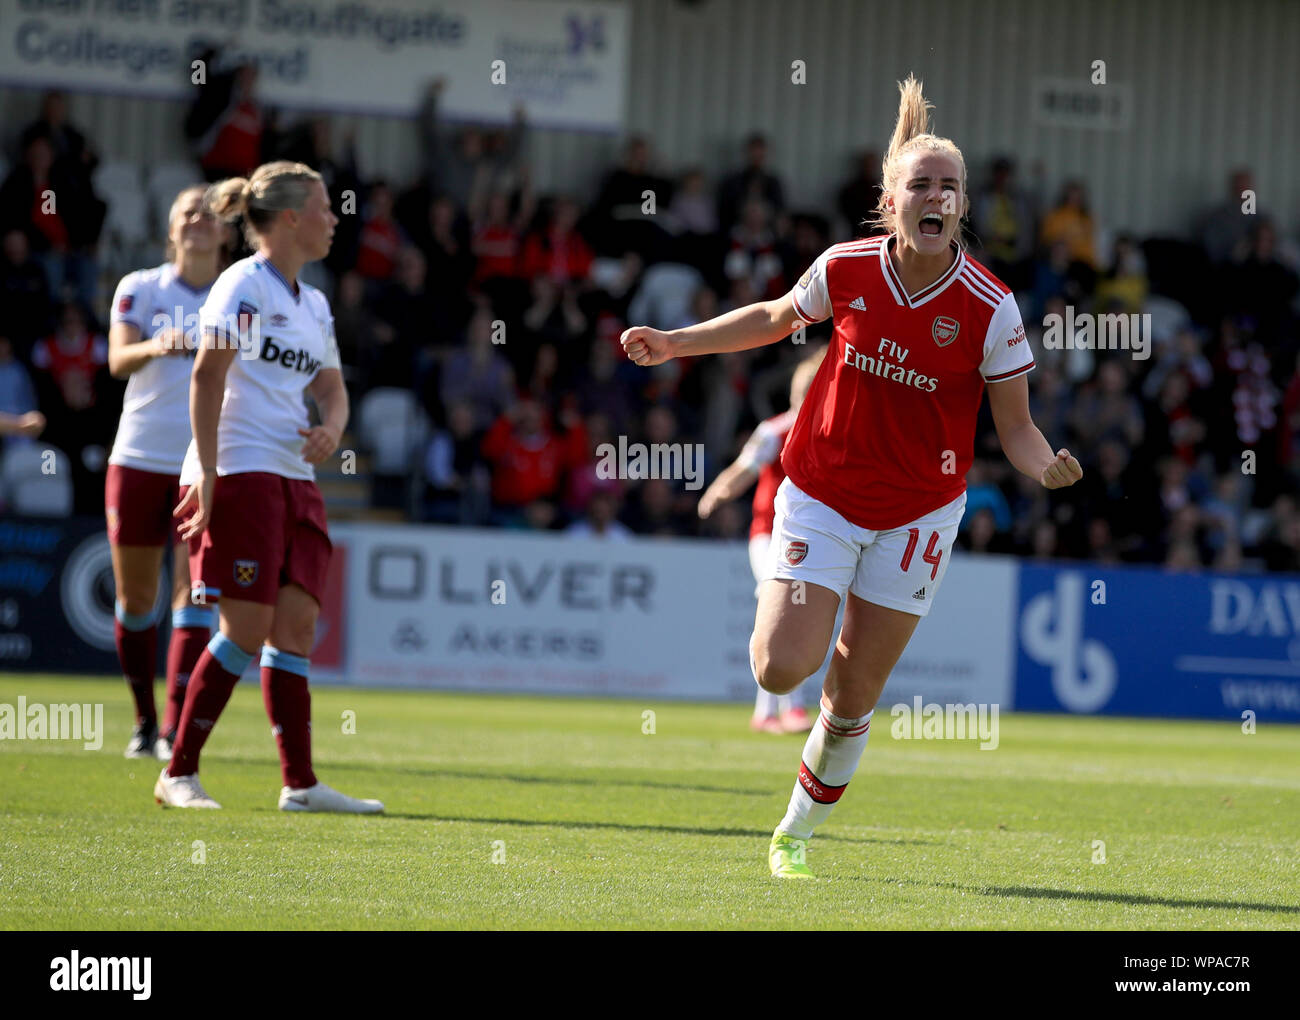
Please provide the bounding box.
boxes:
[1014,563,1300,722]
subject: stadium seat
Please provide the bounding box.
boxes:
[1,443,73,516]
[92,160,144,203]
[357,388,430,475]
[103,189,150,247]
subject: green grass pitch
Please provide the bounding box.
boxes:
[1,674,1297,930]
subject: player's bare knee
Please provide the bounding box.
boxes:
[753,647,818,695]
[270,618,315,658]
[118,591,155,617]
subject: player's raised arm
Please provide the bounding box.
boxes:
[621,290,804,366]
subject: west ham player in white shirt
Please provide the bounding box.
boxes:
[623,77,1082,877]
[157,161,382,813]
[698,347,826,735]
[107,186,220,761]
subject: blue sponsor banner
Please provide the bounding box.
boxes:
[1014,563,1300,722]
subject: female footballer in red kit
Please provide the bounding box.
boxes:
[622,77,1082,877]
[157,161,382,813]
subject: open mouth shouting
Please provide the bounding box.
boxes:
[919,212,945,237]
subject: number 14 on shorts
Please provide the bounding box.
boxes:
[900,529,943,580]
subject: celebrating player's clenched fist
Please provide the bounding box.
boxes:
[621,326,675,367]
[1040,449,1083,489]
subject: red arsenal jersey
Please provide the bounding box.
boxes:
[737,408,798,539]
[782,235,1034,530]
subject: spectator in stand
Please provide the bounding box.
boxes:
[836,150,882,239]
[1257,498,1300,571]
[971,156,1036,291]
[332,270,392,389]
[352,181,406,287]
[1040,180,1098,287]
[418,79,527,216]
[563,411,619,514]
[0,334,44,454]
[1031,519,1061,561]
[20,91,97,174]
[717,133,786,233]
[0,229,52,354]
[441,305,515,432]
[405,193,474,334]
[1069,360,1145,450]
[472,189,532,315]
[590,135,673,258]
[422,400,490,525]
[1225,219,1300,344]
[723,198,787,300]
[0,132,105,307]
[565,488,632,540]
[960,460,1012,535]
[474,103,529,220]
[1141,328,1214,403]
[624,477,690,537]
[958,508,1015,555]
[1200,471,1247,559]
[30,302,114,512]
[1077,439,1151,558]
[189,61,263,180]
[480,396,585,528]
[666,168,718,240]
[522,196,594,283]
[1197,168,1267,266]
[574,338,637,435]
[1094,233,1149,314]
[367,247,434,388]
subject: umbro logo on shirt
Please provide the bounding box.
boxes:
[849,296,867,311]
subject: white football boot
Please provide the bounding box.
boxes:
[278,782,384,814]
[154,768,221,809]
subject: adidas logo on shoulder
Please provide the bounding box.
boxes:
[849,296,867,311]
[912,586,927,600]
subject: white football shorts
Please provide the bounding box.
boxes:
[761,478,966,617]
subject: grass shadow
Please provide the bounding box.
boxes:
[364,811,937,846]
[842,875,1300,914]
[213,755,775,797]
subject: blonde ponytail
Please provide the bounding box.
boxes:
[871,75,968,239]
[204,161,323,246]
[206,176,251,222]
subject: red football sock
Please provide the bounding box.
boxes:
[164,626,210,736]
[261,660,317,791]
[115,617,158,727]
[168,637,251,778]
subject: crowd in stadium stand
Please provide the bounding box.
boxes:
[2,80,1299,574]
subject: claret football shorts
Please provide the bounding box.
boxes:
[761,478,966,617]
[190,472,332,607]
[105,464,185,547]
